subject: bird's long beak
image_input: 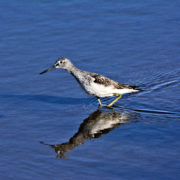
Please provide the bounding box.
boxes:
[40,65,56,74]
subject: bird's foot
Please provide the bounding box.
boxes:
[106,103,114,108]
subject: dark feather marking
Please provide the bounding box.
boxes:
[91,73,136,90]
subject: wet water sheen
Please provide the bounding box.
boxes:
[0,0,180,180]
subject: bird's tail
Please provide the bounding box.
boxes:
[130,85,143,92]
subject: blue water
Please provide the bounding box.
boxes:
[0,1,180,179]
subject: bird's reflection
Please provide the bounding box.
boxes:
[41,109,130,158]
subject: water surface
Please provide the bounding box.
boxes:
[0,0,180,179]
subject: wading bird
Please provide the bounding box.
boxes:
[40,57,139,107]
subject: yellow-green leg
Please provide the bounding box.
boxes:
[97,98,102,107]
[107,93,122,108]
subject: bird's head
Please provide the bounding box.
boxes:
[40,57,73,74]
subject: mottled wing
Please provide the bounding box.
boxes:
[91,73,136,90]
[91,74,112,86]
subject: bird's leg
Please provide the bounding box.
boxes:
[107,93,122,108]
[97,97,102,107]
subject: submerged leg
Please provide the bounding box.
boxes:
[107,93,122,108]
[97,98,102,107]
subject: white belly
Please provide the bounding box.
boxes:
[84,82,138,97]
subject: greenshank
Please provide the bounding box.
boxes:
[40,57,139,107]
